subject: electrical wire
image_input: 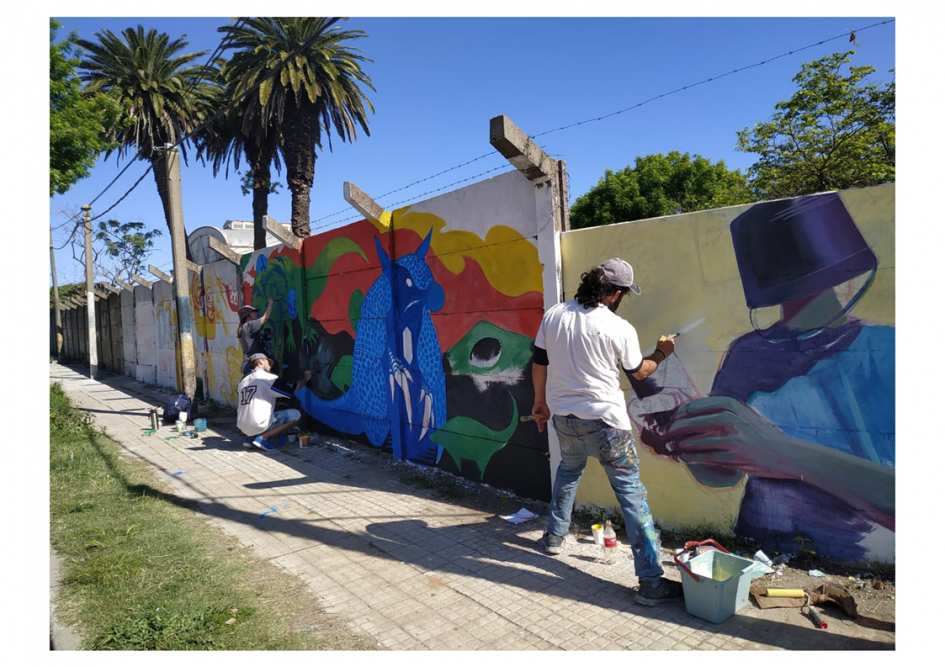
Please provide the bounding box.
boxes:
[310,18,894,226]
[530,19,894,139]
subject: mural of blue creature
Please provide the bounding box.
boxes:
[296,230,447,464]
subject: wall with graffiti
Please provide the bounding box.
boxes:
[195,260,243,406]
[559,184,895,562]
[239,170,553,501]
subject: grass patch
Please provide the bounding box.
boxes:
[50,382,375,651]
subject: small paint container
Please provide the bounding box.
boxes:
[176,420,186,432]
[592,524,604,546]
[299,434,310,447]
[194,418,207,433]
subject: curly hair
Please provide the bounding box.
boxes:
[574,267,622,308]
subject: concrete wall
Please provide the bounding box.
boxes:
[152,280,180,390]
[236,170,556,500]
[197,260,242,406]
[120,289,136,376]
[134,286,157,385]
[558,184,895,562]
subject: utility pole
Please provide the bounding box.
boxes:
[83,204,98,378]
[50,226,63,358]
[165,144,196,400]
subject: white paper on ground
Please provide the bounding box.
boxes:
[500,508,538,524]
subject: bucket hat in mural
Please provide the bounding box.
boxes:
[730,192,877,310]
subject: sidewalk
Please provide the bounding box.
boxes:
[50,363,894,651]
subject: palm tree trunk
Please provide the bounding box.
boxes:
[247,143,273,250]
[282,99,319,238]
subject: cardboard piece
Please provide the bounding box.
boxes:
[750,583,858,618]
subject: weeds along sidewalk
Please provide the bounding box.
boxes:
[49,363,895,651]
[49,380,375,650]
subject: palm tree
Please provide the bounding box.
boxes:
[218,17,375,238]
[76,27,220,248]
[195,71,283,250]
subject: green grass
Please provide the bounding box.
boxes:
[50,383,375,651]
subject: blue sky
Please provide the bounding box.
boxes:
[48,14,896,284]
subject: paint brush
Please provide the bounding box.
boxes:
[673,317,706,338]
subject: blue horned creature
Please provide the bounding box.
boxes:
[296,230,447,464]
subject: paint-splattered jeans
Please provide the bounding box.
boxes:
[547,414,663,584]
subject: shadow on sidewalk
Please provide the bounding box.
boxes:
[59,364,892,651]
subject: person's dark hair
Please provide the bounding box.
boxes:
[575,267,624,308]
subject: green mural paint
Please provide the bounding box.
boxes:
[253,254,306,353]
[447,321,534,377]
[331,355,353,392]
[349,290,364,333]
[306,237,368,302]
[431,393,518,476]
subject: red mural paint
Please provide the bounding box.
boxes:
[301,221,543,349]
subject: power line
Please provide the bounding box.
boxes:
[308,163,517,233]
[310,18,894,228]
[70,17,324,228]
[530,19,895,139]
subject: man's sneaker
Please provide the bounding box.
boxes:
[252,436,278,452]
[634,577,684,606]
[242,437,254,448]
[539,532,565,555]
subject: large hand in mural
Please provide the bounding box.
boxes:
[296,230,447,464]
[647,395,894,530]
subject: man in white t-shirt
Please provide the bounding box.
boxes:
[531,258,682,606]
[237,352,311,451]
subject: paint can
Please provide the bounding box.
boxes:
[287,433,297,444]
[591,524,604,546]
[176,420,186,432]
[299,434,310,447]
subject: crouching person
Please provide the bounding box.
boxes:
[237,352,311,451]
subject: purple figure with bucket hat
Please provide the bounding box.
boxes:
[644,192,895,561]
[531,257,684,606]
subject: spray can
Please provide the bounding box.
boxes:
[603,520,617,564]
[149,408,160,431]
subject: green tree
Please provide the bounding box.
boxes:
[94,220,163,284]
[569,151,755,229]
[50,19,123,196]
[75,27,220,246]
[218,17,375,238]
[736,51,895,199]
[195,57,285,250]
[50,282,83,309]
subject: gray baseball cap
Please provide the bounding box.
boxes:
[599,258,642,295]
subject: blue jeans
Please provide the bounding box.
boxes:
[267,409,300,431]
[548,414,663,583]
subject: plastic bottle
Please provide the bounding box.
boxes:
[603,520,617,564]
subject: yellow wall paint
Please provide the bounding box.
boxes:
[366,206,544,297]
[559,184,895,530]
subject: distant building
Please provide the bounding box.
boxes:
[187,216,293,265]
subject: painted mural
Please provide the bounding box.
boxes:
[240,172,551,500]
[561,185,895,562]
[194,260,242,406]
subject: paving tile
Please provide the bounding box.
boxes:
[51,364,896,652]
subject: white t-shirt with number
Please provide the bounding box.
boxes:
[535,300,643,430]
[237,369,292,436]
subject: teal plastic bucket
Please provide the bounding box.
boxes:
[675,540,757,624]
[194,418,207,433]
